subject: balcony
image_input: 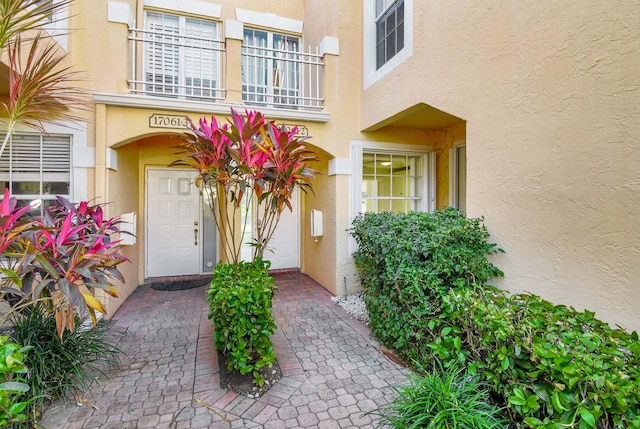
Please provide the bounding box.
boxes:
[127,26,325,112]
[128,26,226,102]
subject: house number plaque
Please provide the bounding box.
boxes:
[149,114,189,129]
[278,123,309,138]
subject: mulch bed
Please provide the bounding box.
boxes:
[218,350,282,398]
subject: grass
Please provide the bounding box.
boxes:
[10,303,122,421]
[374,362,508,429]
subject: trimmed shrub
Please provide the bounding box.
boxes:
[207,259,277,386]
[350,209,640,428]
[350,208,503,364]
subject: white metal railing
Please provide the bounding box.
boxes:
[128,27,226,101]
[242,44,324,111]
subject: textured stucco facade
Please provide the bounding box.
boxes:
[1,1,638,331]
[362,1,640,330]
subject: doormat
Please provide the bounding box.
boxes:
[149,278,211,291]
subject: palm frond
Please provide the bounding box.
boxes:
[0,0,72,49]
[0,31,87,157]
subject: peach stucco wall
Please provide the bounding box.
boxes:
[362,1,640,331]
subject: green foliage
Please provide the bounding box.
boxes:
[0,336,33,427]
[10,303,121,420]
[350,208,503,364]
[374,362,508,429]
[350,209,640,428]
[439,287,640,429]
[207,259,277,386]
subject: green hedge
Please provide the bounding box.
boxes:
[350,209,503,364]
[350,209,640,428]
[207,259,277,386]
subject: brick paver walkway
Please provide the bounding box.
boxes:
[40,273,408,428]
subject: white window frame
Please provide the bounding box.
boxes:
[449,140,466,211]
[363,0,413,89]
[351,140,435,218]
[241,28,301,108]
[142,10,222,100]
[0,122,90,213]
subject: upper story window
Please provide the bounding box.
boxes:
[0,133,71,216]
[376,0,404,69]
[241,28,302,108]
[139,11,223,100]
[363,0,413,88]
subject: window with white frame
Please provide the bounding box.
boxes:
[143,11,221,100]
[449,143,466,212]
[364,0,412,88]
[242,28,301,108]
[352,143,433,217]
[0,133,71,216]
[375,0,404,69]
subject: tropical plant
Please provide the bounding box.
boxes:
[374,362,507,429]
[173,108,318,263]
[10,303,121,422]
[0,0,86,158]
[0,336,33,427]
[0,190,129,337]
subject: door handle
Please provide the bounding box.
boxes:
[194,222,198,246]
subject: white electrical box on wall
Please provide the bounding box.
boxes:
[119,212,137,246]
[311,209,323,242]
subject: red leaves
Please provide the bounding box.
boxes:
[0,192,129,337]
[173,108,318,262]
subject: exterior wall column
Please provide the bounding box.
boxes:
[94,103,108,209]
[224,20,244,104]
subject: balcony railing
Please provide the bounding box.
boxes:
[128,27,226,101]
[127,28,325,111]
[241,44,324,111]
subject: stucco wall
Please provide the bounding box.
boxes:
[362,1,640,331]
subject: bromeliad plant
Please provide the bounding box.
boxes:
[172,108,318,263]
[0,190,129,337]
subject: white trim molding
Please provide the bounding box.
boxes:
[93,92,331,123]
[143,0,221,18]
[225,19,244,40]
[363,0,414,89]
[235,8,303,34]
[108,1,134,26]
[320,36,340,56]
[328,158,350,176]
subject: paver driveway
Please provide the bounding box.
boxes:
[40,273,408,428]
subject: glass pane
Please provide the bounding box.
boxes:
[202,201,217,272]
[457,146,467,212]
[12,181,40,194]
[42,181,70,195]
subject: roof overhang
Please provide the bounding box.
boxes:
[363,102,463,131]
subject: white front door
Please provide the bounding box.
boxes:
[146,169,201,277]
[262,188,299,270]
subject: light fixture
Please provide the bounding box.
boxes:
[380,161,391,167]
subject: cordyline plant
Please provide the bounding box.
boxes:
[0,0,86,158]
[172,108,318,263]
[0,190,129,337]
